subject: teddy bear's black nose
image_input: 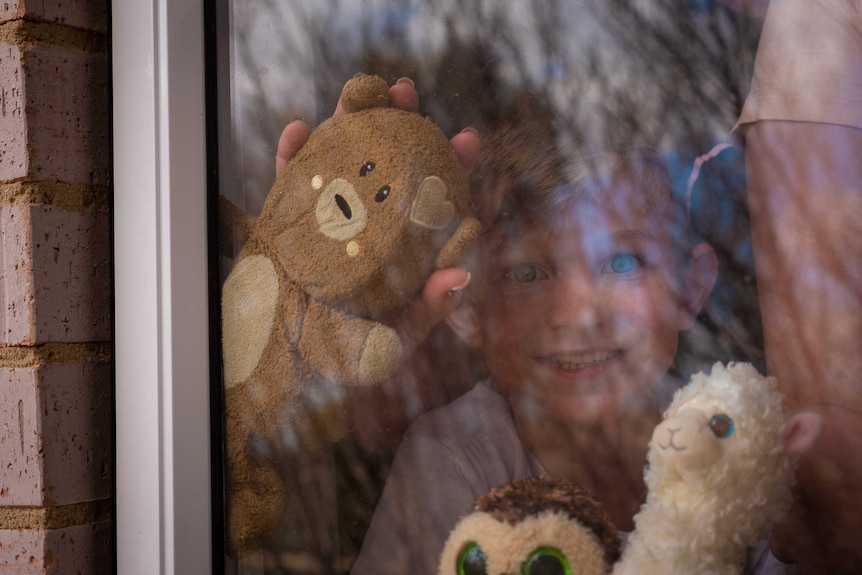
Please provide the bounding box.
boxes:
[335,194,352,219]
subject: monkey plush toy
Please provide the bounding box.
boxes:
[439,477,621,575]
[221,75,481,554]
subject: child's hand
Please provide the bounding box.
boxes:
[276,76,481,177]
[273,75,479,353]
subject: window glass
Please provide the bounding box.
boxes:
[213,1,862,573]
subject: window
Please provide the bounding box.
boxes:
[114,1,862,574]
[113,1,213,573]
[212,2,764,574]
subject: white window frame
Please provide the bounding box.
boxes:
[112,0,213,573]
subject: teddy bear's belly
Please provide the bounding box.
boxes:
[222,254,279,387]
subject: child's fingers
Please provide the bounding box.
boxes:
[388,77,419,113]
[390,77,479,176]
[334,75,419,116]
[275,119,310,177]
[333,79,349,115]
[284,76,479,179]
[450,128,481,177]
[395,267,472,353]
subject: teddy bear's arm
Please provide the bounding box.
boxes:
[299,299,404,388]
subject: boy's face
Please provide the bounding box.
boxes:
[469,182,700,426]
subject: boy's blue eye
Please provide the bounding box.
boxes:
[605,253,642,275]
[504,265,546,283]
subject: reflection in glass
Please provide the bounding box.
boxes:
[214,2,778,573]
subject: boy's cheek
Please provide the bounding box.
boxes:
[480,304,527,337]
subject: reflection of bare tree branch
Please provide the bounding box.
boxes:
[588,0,760,147]
[219,3,767,572]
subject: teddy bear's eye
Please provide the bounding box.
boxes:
[360,161,375,177]
[375,185,391,202]
[709,414,734,439]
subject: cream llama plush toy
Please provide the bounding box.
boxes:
[613,362,822,575]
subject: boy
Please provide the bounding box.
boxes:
[347,120,748,574]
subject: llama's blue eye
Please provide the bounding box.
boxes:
[709,414,734,438]
[457,542,487,575]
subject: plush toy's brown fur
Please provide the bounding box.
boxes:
[439,477,620,575]
[221,75,481,554]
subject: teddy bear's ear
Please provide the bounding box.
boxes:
[410,175,456,230]
[341,74,390,113]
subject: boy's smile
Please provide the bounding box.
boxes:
[539,350,622,371]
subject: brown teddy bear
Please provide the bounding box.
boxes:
[221,75,481,554]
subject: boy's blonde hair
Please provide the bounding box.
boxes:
[470,121,696,265]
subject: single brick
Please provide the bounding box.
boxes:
[0,205,33,343]
[0,526,42,570]
[0,363,112,506]
[23,43,110,185]
[0,366,39,504]
[0,1,109,33]
[0,43,28,178]
[0,204,111,345]
[0,42,109,185]
[0,521,111,572]
[43,520,112,573]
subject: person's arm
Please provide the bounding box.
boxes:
[350,429,478,575]
[735,1,862,569]
[745,120,862,568]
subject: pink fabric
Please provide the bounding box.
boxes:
[735,0,862,133]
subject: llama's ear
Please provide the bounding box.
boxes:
[783,413,824,455]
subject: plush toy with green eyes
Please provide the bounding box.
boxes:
[438,476,621,575]
[221,74,481,554]
[440,364,823,575]
[612,361,822,575]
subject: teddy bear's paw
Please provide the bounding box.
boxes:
[436,216,482,269]
[227,478,289,556]
[357,324,403,386]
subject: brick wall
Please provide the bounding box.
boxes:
[0,1,112,572]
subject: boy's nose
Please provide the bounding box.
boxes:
[546,274,607,330]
